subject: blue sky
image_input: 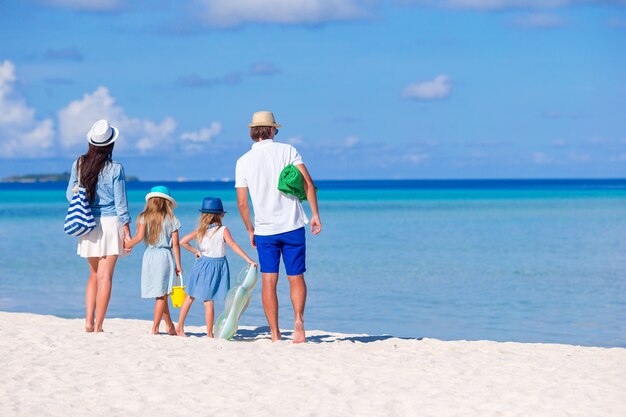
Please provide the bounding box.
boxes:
[0,0,624,180]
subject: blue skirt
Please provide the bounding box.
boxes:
[185,256,230,302]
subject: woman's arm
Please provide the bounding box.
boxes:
[66,160,78,202]
[113,164,131,227]
[180,231,201,259]
[223,227,256,265]
[172,230,182,275]
[124,222,145,249]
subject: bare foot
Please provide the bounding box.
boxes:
[166,324,177,336]
[85,319,94,333]
[151,327,160,335]
[271,330,282,342]
[293,321,305,344]
[175,328,187,337]
[207,333,214,338]
[95,328,104,333]
[85,326,94,333]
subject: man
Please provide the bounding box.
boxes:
[235,111,321,343]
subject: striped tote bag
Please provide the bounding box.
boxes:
[64,161,96,236]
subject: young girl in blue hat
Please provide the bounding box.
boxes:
[176,196,256,337]
[124,186,182,335]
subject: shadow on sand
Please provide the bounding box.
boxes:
[228,326,422,344]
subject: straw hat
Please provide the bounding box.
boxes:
[248,111,281,128]
[86,119,119,147]
[145,185,177,208]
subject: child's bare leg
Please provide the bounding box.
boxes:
[163,299,176,335]
[152,296,167,334]
[175,296,194,337]
[204,300,214,338]
[85,258,99,332]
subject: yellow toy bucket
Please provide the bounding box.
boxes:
[170,274,186,308]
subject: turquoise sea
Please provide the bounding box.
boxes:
[1,179,625,347]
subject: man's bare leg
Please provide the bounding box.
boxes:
[287,274,307,343]
[262,273,281,341]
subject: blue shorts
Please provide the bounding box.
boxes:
[255,227,306,276]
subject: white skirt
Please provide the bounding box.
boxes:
[77,216,127,258]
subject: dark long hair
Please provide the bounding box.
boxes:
[79,143,114,203]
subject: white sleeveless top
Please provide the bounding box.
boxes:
[198,226,226,257]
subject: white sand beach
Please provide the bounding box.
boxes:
[0,312,625,417]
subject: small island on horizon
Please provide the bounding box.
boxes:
[1,172,140,183]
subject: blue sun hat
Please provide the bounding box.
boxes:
[199,197,226,214]
[145,185,176,208]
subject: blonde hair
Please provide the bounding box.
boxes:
[196,212,223,242]
[139,197,175,245]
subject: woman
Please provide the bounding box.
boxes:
[66,119,131,333]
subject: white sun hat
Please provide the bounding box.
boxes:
[86,119,119,147]
[248,111,281,128]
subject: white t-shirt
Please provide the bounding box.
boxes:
[235,139,309,236]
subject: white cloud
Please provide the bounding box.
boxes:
[344,136,359,147]
[532,152,552,164]
[397,0,626,10]
[589,136,610,144]
[181,123,222,143]
[57,86,178,154]
[402,75,452,101]
[39,0,123,11]
[567,152,590,163]
[249,62,281,76]
[286,135,304,145]
[512,13,565,28]
[608,18,626,28]
[0,60,55,158]
[135,118,178,153]
[404,153,429,164]
[1,61,226,160]
[193,0,371,27]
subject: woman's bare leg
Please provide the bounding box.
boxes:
[85,258,99,332]
[94,255,118,332]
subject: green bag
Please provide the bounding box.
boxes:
[278,164,307,201]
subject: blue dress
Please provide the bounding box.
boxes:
[140,216,181,298]
[185,225,230,302]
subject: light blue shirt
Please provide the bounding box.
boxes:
[66,160,131,225]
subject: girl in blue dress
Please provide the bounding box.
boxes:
[176,197,256,337]
[125,186,182,335]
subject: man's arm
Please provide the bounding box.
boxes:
[237,187,256,248]
[296,163,321,235]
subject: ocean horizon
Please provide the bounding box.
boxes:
[1,178,625,347]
